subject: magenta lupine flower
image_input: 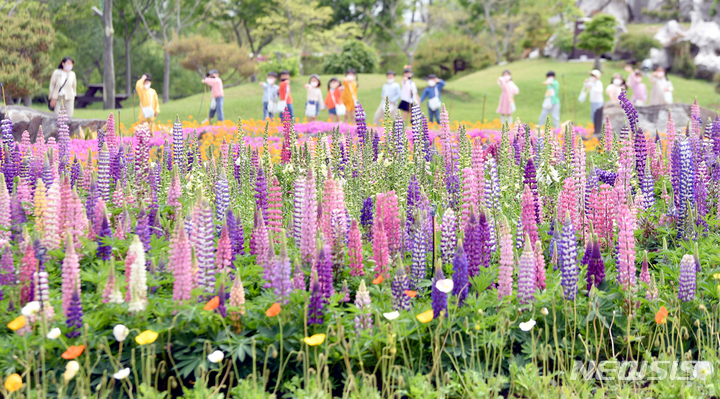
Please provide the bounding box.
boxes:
[348,220,364,276]
[559,212,578,300]
[0,245,14,300]
[65,288,83,338]
[452,244,469,306]
[18,242,35,305]
[354,279,373,335]
[391,265,410,311]
[170,223,193,304]
[300,168,317,264]
[61,236,81,317]
[497,217,513,300]
[521,184,538,248]
[307,271,325,325]
[216,224,233,275]
[616,203,636,290]
[639,251,650,286]
[105,113,117,154]
[377,191,402,254]
[194,197,216,294]
[440,208,457,266]
[603,117,613,153]
[557,177,578,233]
[678,254,696,302]
[280,109,293,163]
[372,218,390,277]
[517,237,536,305]
[250,208,269,256]
[268,175,283,236]
[534,240,546,290]
[320,176,338,242]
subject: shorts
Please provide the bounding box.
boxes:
[398,100,411,112]
[328,108,337,115]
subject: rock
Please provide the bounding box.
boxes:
[543,32,569,61]
[649,47,673,70]
[599,102,716,135]
[0,106,106,142]
[653,20,687,48]
[576,0,630,26]
[528,48,540,59]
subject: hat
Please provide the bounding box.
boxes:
[208,69,219,75]
[590,70,601,79]
[427,74,437,79]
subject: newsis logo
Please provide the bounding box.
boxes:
[569,360,714,381]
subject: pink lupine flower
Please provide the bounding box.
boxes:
[372,218,390,277]
[461,168,479,231]
[497,216,513,300]
[42,182,61,250]
[617,203,636,290]
[268,176,283,237]
[216,223,233,275]
[170,222,193,303]
[521,184,538,248]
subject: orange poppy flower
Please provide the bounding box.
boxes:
[372,275,384,285]
[266,302,281,317]
[404,290,417,298]
[61,345,85,360]
[203,296,220,311]
[655,306,669,324]
[7,315,25,331]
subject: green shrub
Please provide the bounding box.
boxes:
[322,40,379,74]
[617,32,661,60]
[257,56,300,78]
[412,33,493,80]
[553,25,575,54]
[673,41,696,79]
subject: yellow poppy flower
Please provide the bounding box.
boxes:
[7,315,26,331]
[4,373,22,392]
[135,330,159,345]
[714,273,720,280]
[303,334,326,346]
[416,309,434,323]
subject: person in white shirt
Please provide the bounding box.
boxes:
[583,69,604,124]
[398,68,419,124]
[372,71,401,125]
[304,74,324,122]
[48,57,77,117]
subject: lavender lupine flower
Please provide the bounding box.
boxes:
[394,114,405,158]
[339,279,350,302]
[65,289,83,338]
[215,169,230,229]
[360,196,374,241]
[391,265,410,311]
[431,266,448,318]
[517,238,536,305]
[292,177,305,243]
[559,213,578,300]
[173,117,184,169]
[422,114,431,162]
[678,254,696,302]
[524,158,540,224]
[440,208,457,266]
[9,192,25,243]
[585,235,605,291]
[292,258,305,291]
[316,240,335,299]
[226,209,244,260]
[635,129,647,184]
[595,167,617,186]
[463,210,481,277]
[70,158,80,188]
[411,103,423,158]
[354,280,373,335]
[272,233,293,304]
[57,105,70,172]
[406,175,421,245]
[477,209,492,270]
[98,143,111,201]
[135,206,151,253]
[678,137,695,239]
[642,162,655,209]
[195,198,216,293]
[96,215,113,261]
[255,166,269,225]
[515,218,524,250]
[355,101,367,146]
[0,118,12,149]
[452,244,469,306]
[409,216,426,290]
[619,90,638,133]
[307,271,325,325]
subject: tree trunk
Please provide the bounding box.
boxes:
[102,0,116,110]
[163,47,170,103]
[125,37,132,95]
[594,54,602,72]
[23,96,31,107]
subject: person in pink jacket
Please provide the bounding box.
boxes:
[496,70,519,124]
[202,69,225,122]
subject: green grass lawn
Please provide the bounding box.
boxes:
[50,58,720,129]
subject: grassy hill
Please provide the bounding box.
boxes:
[52,58,720,129]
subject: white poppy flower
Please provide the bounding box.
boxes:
[540,308,549,316]
[695,361,713,380]
[47,327,62,340]
[21,301,41,317]
[64,361,80,381]
[435,279,454,294]
[519,319,536,332]
[113,368,131,380]
[383,311,400,320]
[113,324,130,342]
[207,350,225,364]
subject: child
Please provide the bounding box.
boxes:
[136,73,160,130]
[259,71,279,120]
[325,77,343,122]
[342,68,358,124]
[202,69,224,122]
[372,70,401,125]
[420,73,446,123]
[496,70,519,124]
[625,65,647,107]
[305,74,325,122]
[278,70,294,119]
[399,68,419,124]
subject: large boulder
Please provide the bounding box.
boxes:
[600,102,715,135]
[576,0,630,26]
[653,20,687,48]
[0,106,106,142]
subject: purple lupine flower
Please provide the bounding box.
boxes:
[255,166,269,225]
[512,135,522,165]
[57,106,70,172]
[463,210,481,277]
[431,266,447,318]
[70,157,80,188]
[678,254,696,302]
[85,180,99,223]
[394,114,405,158]
[452,244,469,306]
[695,175,708,232]
[478,209,492,269]
[515,217,524,250]
[317,240,335,299]
[65,289,83,338]
[406,175,421,239]
[635,128,647,185]
[391,265,410,311]
[3,147,16,192]
[678,137,695,239]
[595,167,617,186]
[308,271,325,325]
[440,208,457,266]
[372,131,380,162]
[98,143,110,201]
[411,103,423,157]
[96,214,113,261]
[409,217,426,290]
[559,213,578,300]
[355,101,367,146]
[10,191,25,243]
[215,169,230,230]
[226,209,244,260]
[619,90,638,133]
[195,198,216,293]
[523,158,540,224]
[0,118,12,148]
[517,238,536,305]
[135,206,151,253]
[292,259,305,291]
[360,196,374,241]
[422,114,431,162]
[216,278,227,318]
[586,235,605,291]
[273,234,293,304]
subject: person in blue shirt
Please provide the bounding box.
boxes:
[259,71,279,120]
[420,74,445,123]
[372,70,402,125]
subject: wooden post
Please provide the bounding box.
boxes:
[482,92,487,123]
[93,1,116,110]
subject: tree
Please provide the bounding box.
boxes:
[92,0,116,109]
[218,0,273,60]
[0,12,54,104]
[322,40,379,74]
[115,0,152,95]
[363,0,432,65]
[168,35,256,87]
[135,0,207,103]
[576,14,617,71]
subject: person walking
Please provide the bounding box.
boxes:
[202,69,224,123]
[305,74,324,122]
[420,74,446,123]
[325,78,343,122]
[582,69,604,123]
[278,70,294,120]
[538,71,560,129]
[372,71,401,125]
[649,67,670,106]
[496,69,519,124]
[48,57,77,117]
[136,74,160,130]
[625,65,647,107]
[260,72,279,120]
[398,68,419,124]
[342,68,358,124]
[605,73,625,104]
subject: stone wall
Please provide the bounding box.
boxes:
[598,102,716,135]
[0,106,106,142]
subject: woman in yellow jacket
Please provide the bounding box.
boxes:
[341,68,357,124]
[136,74,160,130]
